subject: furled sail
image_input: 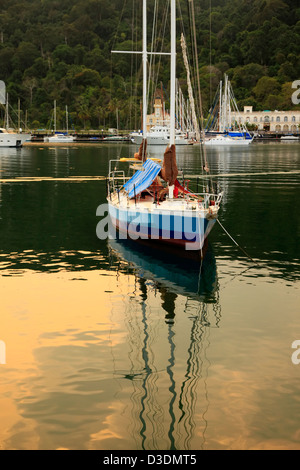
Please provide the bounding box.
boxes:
[134,139,147,162]
[180,34,200,142]
[160,144,178,186]
[0,81,6,104]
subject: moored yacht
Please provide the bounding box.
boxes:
[131,124,190,146]
[0,127,31,147]
[44,133,75,143]
[204,133,252,146]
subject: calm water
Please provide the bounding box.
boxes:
[0,141,299,450]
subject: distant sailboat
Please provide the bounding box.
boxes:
[44,102,75,143]
[205,74,253,146]
[131,124,190,146]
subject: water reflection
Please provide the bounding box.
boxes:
[109,240,221,449]
[0,143,299,449]
[109,239,218,302]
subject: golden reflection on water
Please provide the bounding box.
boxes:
[1,143,300,450]
[0,248,300,450]
[0,270,119,449]
[0,246,221,450]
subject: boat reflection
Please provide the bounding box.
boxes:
[109,239,222,450]
[109,238,218,303]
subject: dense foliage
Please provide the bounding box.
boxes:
[0,0,299,130]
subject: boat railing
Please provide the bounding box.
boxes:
[185,191,223,208]
[206,191,223,207]
[108,160,126,194]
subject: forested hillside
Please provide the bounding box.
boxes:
[0,0,299,130]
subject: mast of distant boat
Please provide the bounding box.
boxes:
[66,105,68,134]
[54,100,57,134]
[5,94,9,130]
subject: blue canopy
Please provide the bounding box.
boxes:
[123,159,161,198]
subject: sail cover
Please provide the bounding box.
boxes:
[160,144,178,186]
[123,159,161,198]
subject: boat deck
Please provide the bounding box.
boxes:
[108,191,220,219]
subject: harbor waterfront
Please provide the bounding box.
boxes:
[0,141,299,450]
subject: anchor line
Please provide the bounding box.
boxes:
[216,218,258,265]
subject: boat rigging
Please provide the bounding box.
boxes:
[106,0,223,256]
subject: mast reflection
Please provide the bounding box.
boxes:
[109,239,222,450]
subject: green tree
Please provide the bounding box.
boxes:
[11,41,39,71]
[253,76,281,105]
[0,0,298,129]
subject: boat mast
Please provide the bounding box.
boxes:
[224,74,228,132]
[112,0,171,148]
[18,98,21,131]
[142,0,147,139]
[219,80,223,132]
[170,0,176,146]
[6,94,9,129]
[228,78,231,131]
[54,100,57,133]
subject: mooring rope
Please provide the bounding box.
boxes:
[216,218,258,265]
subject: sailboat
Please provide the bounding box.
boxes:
[130,124,190,146]
[205,74,253,146]
[44,102,75,143]
[106,0,223,254]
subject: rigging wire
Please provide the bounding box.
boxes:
[209,0,212,107]
[147,0,170,115]
[147,0,159,112]
[133,0,139,131]
[129,0,135,133]
[187,0,215,194]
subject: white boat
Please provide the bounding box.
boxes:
[0,84,31,147]
[103,135,130,142]
[105,0,223,254]
[281,135,299,141]
[44,133,75,143]
[204,133,252,146]
[205,74,253,146]
[130,79,195,146]
[44,102,75,143]
[0,127,30,147]
[131,125,190,146]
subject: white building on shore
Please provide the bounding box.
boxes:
[231,106,300,133]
